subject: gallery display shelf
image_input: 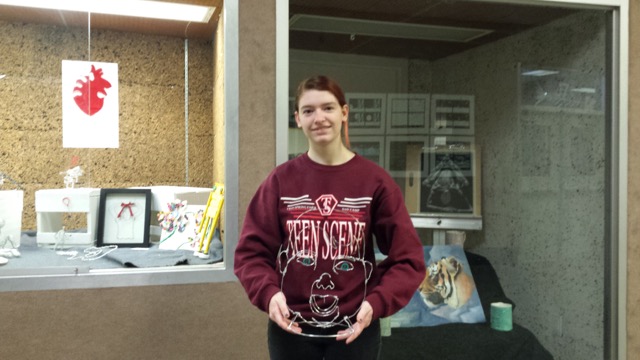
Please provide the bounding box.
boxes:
[35,188,101,246]
[411,215,482,231]
[520,104,604,116]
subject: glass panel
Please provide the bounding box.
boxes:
[288,1,612,359]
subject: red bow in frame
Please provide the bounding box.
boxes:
[117,202,135,218]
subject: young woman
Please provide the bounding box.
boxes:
[234,75,426,360]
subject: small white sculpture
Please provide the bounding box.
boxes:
[61,166,83,188]
[0,172,21,188]
[0,218,18,256]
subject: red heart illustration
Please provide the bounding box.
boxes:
[73,65,112,116]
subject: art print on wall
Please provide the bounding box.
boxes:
[390,245,485,328]
[62,60,119,148]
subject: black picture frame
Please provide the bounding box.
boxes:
[420,145,480,216]
[97,188,152,247]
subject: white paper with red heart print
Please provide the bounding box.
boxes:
[62,60,119,148]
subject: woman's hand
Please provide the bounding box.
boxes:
[336,300,373,344]
[269,291,301,334]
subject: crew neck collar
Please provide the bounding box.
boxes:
[301,152,358,170]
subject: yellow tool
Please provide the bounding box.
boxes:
[197,183,224,254]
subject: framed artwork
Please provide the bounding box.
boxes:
[350,136,385,166]
[430,94,475,135]
[288,97,297,128]
[346,93,386,135]
[97,188,152,247]
[158,204,205,251]
[385,93,430,135]
[384,136,429,214]
[421,137,481,216]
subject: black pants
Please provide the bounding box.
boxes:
[267,319,381,360]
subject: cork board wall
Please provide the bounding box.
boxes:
[0,20,215,230]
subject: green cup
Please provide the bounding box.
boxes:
[491,302,513,331]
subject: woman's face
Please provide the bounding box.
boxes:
[295,89,348,147]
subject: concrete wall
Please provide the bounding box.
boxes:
[428,11,606,359]
[0,283,267,359]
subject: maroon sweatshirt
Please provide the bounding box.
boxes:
[234,153,426,329]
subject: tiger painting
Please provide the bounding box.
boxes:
[418,256,476,309]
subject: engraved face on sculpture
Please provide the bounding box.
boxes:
[278,201,372,330]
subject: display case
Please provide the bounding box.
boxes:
[0,1,239,291]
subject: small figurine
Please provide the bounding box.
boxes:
[0,218,19,259]
[60,166,83,188]
[0,172,21,189]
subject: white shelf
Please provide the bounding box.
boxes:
[520,105,604,116]
[411,215,482,230]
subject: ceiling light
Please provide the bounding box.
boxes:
[0,0,215,23]
[571,87,596,94]
[290,14,492,43]
[521,70,560,77]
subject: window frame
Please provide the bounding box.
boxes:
[275,1,628,359]
[0,0,240,291]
